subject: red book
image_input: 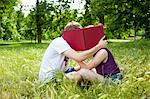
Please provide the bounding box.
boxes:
[63,25,104,51]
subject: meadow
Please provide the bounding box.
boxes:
[0,39,150,99]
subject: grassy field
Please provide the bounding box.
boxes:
[0,39,150,99]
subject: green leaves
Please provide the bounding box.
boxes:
[89,0,150,39]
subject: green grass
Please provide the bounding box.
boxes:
[0,39,150,99]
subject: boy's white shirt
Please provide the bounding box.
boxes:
[39,37,71,81]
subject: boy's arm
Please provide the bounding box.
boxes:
[63,36,107,62]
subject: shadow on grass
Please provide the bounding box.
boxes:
[0,39,149,50]
[0,44,11,46]
[0,42,50,49]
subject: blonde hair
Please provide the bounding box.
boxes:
[64,21,82,30]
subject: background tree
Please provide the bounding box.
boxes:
[24,10,37,42]
[0,0,19,40]
[0,0,149,41]
[36,0,42,43]
[89,0,150,39]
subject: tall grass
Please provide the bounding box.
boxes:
[0,40,150,99]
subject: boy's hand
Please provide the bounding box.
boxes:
[78,61,88,69]
[98,36,108,48]
[84,25,94,28]
[96,23,103,26]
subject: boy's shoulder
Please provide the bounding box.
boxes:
[52,37,64,43]
[51,37,68,46]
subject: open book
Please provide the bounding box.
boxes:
[63,25,104,51]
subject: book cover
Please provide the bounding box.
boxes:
[83,25,104,50]
[63,25,104,51]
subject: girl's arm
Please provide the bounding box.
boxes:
[78,49,108,69]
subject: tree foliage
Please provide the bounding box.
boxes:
[0,0,149,41]
[89,0,150,39]
[0,0,19,40]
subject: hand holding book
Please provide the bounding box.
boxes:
[97,36,108,49]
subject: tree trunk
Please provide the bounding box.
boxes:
[99,16,104,25]
[36,0,42,44]
[145,27,150,39]
[134,28,137,40]
[16,5,22,33]
[0,16,2,38]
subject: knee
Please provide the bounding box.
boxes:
[78,68,88,73]
[78,68,91,76]
[65,71,82,81]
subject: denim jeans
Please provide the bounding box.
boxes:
[110,73,123,81]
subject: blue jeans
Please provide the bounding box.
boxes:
[110,73,123,81]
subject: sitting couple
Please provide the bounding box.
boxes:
[39,21,123,83]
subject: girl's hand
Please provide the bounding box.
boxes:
[98,36,108,48]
